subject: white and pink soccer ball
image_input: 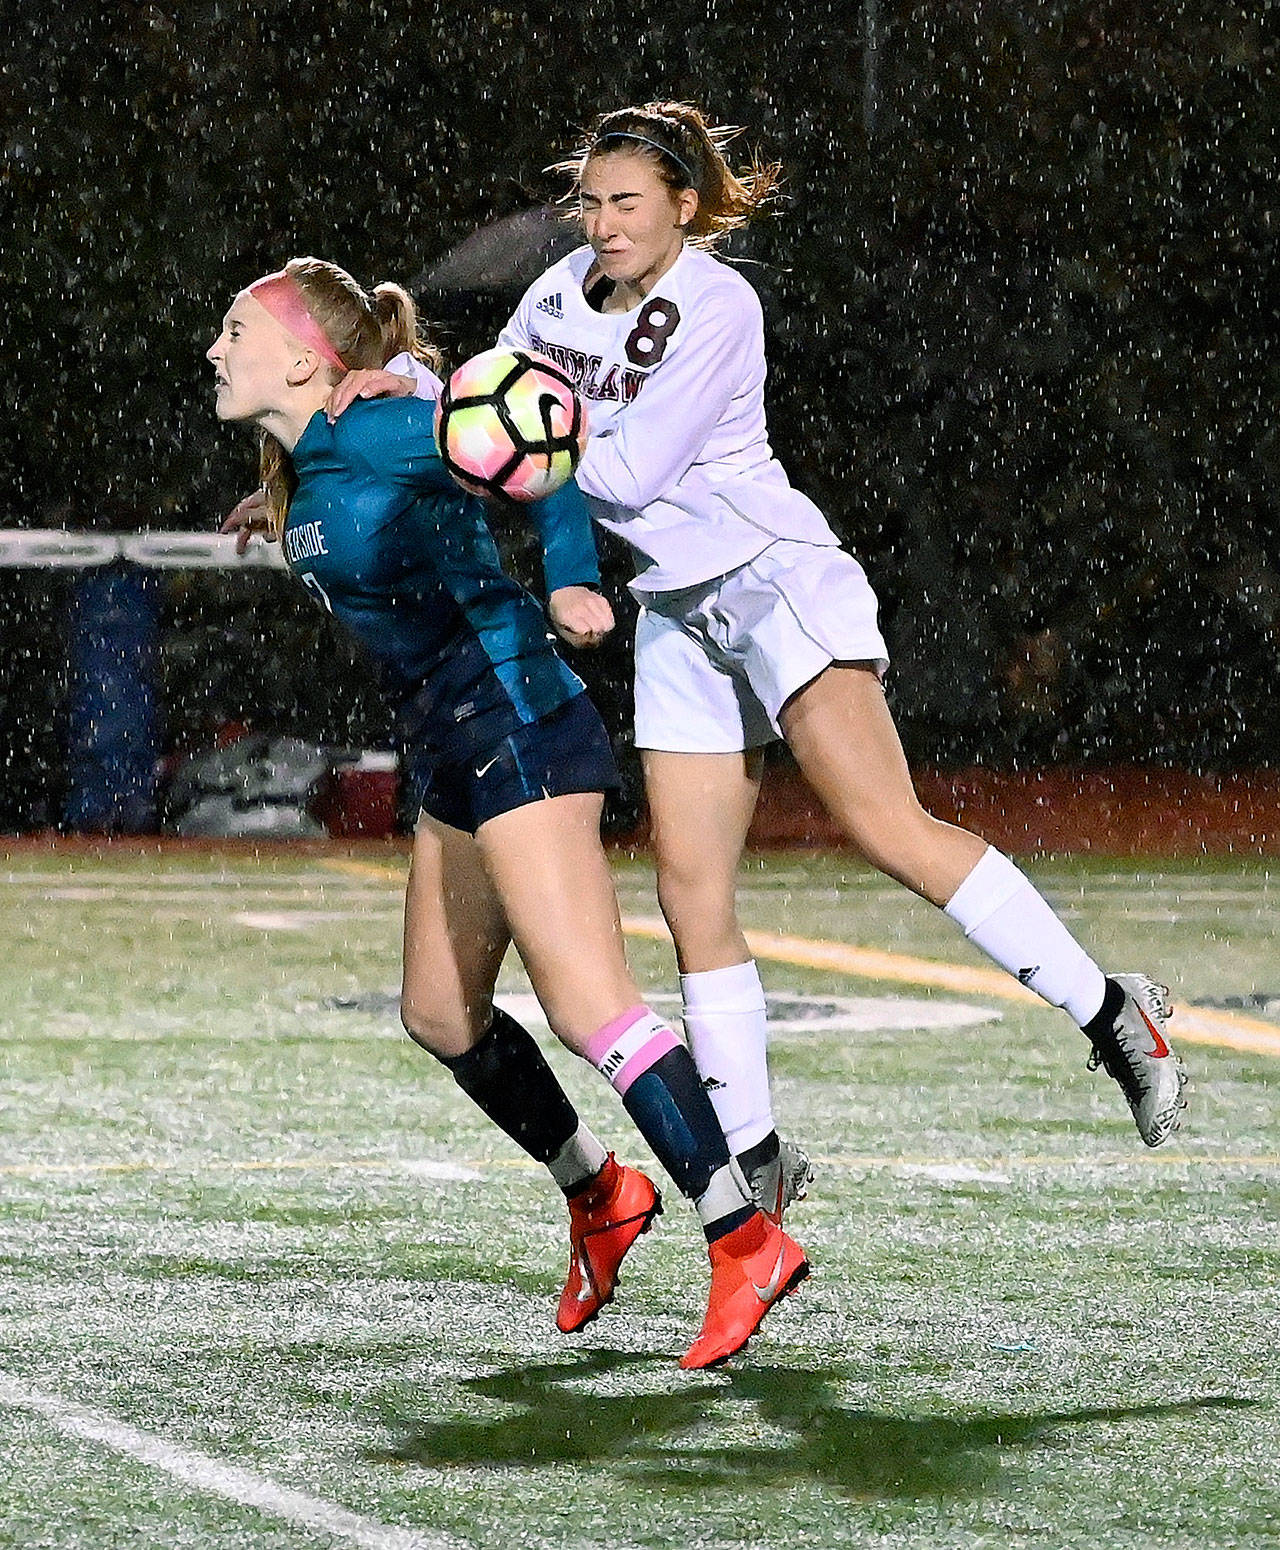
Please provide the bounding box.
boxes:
[433,348,588,502]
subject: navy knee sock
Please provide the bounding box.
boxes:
[435,1008,607,1191]
[586,1006,755,1241]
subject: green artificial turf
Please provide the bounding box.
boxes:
[0,848,1275,1549]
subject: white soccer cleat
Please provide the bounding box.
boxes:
[743,1137,815,1225]
[1086,973,1189,1147]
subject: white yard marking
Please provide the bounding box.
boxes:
[899,1163,1013,1186]
[496,990,1000,1035]
[232,910,373,931]
[397,1159,484,1182]
[0,1371,465,1550]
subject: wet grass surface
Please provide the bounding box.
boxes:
[0,847,1276,1548]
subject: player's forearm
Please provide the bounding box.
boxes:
[529,478,601,593]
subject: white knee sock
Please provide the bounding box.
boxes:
[943,846,1108,1026]
[680,960,775,1155]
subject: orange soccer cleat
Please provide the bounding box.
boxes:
[680,1212,809,1370]
[556,1155,662,1334]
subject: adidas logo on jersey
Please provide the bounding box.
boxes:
[535,292,564,319]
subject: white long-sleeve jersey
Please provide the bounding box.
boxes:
[393,244,839,593]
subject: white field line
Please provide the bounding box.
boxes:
[230,910,395,931]
[0,1371,465,1550]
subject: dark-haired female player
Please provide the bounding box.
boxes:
[211,256,807,1369]
[337,103,1188,1182]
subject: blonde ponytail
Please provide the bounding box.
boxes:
[254,258,442,534]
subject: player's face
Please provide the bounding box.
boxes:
[578,151,698,296]
[206,292,299,423]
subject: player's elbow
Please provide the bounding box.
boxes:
[580,461,666,511]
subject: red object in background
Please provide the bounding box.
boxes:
[616,765,1280,858]
[315,752,400,838]
[740,765,1280,857]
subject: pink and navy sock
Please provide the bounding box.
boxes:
[586,1007,754,1241]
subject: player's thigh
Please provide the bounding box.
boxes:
[401,810,511,1054]
[781,665,985,897]
[475,791,639,1049]
[780,663,936,839]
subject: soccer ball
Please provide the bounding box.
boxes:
[433,347,588,502]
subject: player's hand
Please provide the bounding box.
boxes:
[325,369,415,421]
[220,488,274,555]
[548,586,614,649]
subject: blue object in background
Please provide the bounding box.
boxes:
[63,564,161,833]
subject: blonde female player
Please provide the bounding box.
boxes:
[331,103,1188,1186]
[214,256,807,1369]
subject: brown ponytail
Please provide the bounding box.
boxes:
[554,100,782,249]
[256,257,444,534]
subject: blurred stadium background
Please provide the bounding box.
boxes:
[4,12,1279,1549]
[2,1,1275,846]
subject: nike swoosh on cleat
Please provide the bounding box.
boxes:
[751,1245,787,1303]
[1136,1005,1171,1058]
[574,1249,595,1302]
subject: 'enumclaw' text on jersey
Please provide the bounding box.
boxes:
[391,245,840,593]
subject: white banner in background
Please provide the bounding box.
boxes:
[0,530,287,570]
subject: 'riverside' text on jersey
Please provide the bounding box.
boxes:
[284,397,599,765]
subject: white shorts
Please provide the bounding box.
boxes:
[632,540,890,754]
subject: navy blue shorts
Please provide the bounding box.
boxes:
[410,693,620,835]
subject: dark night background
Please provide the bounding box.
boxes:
[1,1,1275,830]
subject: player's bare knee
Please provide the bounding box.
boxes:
[842,801,941,878]
[399,997,472,1058]
[656,858,734,921]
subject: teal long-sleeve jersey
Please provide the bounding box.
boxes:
[283,398,599,762]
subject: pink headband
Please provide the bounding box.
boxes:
[248,271,349,372]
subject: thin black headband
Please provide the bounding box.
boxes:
[592,130,697,187]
